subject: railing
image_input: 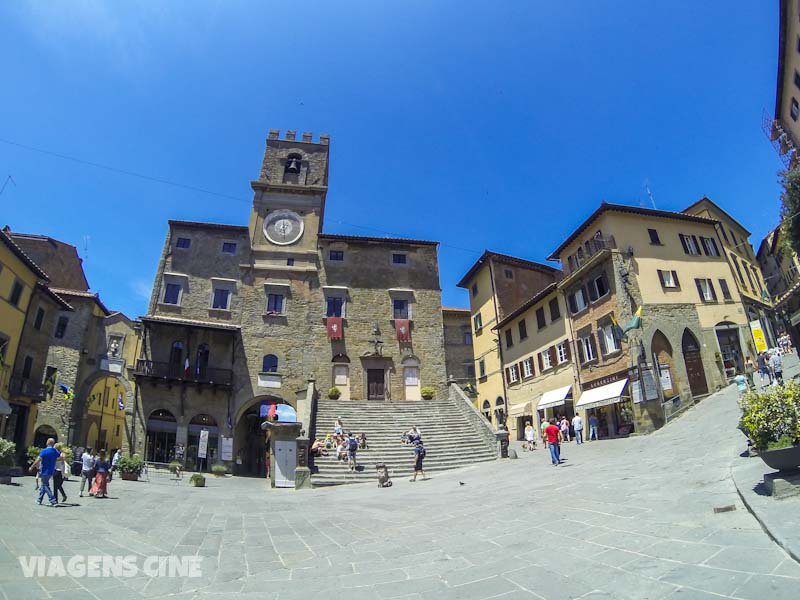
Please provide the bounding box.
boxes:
[8,375,47,401]
[567,236,616,274]
[134,359,233,386]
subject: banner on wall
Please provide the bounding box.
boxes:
[198,429,209,459]
[749,320,768,353]
[220,436,233,461]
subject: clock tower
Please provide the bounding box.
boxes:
[248,129,330,264]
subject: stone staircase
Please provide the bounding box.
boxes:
[312,396,498,486]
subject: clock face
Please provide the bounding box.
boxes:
[264,210,304,245]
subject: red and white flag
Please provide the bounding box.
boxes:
[395,319,411,342]
[184,358,191,378]
[327,316,343,340]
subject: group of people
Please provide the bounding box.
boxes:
[399,426,426,482]
[779,333,793,355]
[753,349,785,387]
[524,413,600,454]
[29,439,121,505]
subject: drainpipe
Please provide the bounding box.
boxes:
[487,258,508,427]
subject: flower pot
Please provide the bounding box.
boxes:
[190,478,205,487]
[120,472,139,481]
[758,444,800,472]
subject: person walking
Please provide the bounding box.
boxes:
[111,448,122,476]
[770,350,784,386]
[540,418,550,448]
[79,447,95,497]
[559,416,571,442]
[52,446,68,503]
[572,413,584,445]
[734,369,748,398]
[89,450,111,498]
[346,432,358,473]
[588,414,599,441]
[544,420,563,466]
[410,439,427,481]
[757,351,771,386]
[524,422,536,451]
[744,356,756,389]
[30,438,61,506]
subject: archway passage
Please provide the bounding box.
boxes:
[235,404,269,477]
[651,330,677,397]
[682,329,708,397]
[33,425,58,448]
[187,414,219,472]
[145,409,177,464]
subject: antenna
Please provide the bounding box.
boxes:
[83,235,90,262]
[643,179,657,209]
[0,175,16,196]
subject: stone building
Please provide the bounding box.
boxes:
[135,130,448,475]
[758,226,800,343]
[767,0,800,168]
[456,251,561,428]
[9,232,140,450]
[442,307,476,392]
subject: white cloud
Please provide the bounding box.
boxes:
[131,279,152,301]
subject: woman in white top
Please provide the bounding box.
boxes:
[79,448,96,498]
[53,447,68,503]
[524,422,536,451]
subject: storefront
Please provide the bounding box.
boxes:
[575,378,633,438]
[536,385,573,428]
[509,401,534,441]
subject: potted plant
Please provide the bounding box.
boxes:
[328,387,341,400]
[739,383,800,471]
[421,386,436,400]
[116,455,145,481]
[0,438,16,484]
[168,460,182,474]
[190,473,206,487]
[211,462,227,477]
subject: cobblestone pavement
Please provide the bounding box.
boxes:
[2,362,800,600]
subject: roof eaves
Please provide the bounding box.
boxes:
[318,233,438,246]
[36,282,73,311]
[681,197,751,236]
[0,228,50,281]
[168,220,249,233]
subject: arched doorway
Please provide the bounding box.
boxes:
[682,329,708,397]
[146,409,177,463]
[33,425,58,448]
[715,321,743,380]
[481,400,491,421]
[651,330,677,397]
[187,414,218,472]
[494,396,505,425]
[236,404,268,477]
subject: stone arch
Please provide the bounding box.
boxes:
[681,328,709,397]
[650,329,678,397]
[233,395,287,478]
[145,408,178,463]
[33,424,58,447]
[72,370,135,449]
[481,400,491,421]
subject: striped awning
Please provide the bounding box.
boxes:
[537,385,572,411]
[509,401,532,416]
[575,379,629,411]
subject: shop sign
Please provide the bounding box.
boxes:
[641,367,659,401]
[749,320,768,353]
[583,369,628,390]
[659,364,672,393]
[198,429,209,459]
[630,380,643,404]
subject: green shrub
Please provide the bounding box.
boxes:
[211,463,227,476]
[117,455,145,475]
[54,443,73,465]
[27,446,42,461]
[739,382,800,451]
[190,473,205,486]
[168,460,182,474]
[0,438,16,466]
[421,386,436,400]
[328,387,341,399]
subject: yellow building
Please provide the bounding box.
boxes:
[0,228,53,451]
[84,375,127,451]
[758,226,800,345]
[770,0,800,167]
[683,197,775,353]
[494,284,578,440]
[456,251,560,428]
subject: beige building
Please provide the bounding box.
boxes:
[494,284,577,440]
[136,130,448,475]
[442,307,476,393]
[456,251,560,428]
[770,0,800,167]
[758,226,800,344]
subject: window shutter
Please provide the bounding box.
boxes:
[709,238,719,256]
[597,328,607,355]
[691,236,700,254]
[568,293,578,314]
[695,278,705,301]
[657,270,665,286]
[505,368,511,384]
[679,234,689,254]
[518,361,525,379]
[589,334,598,360]
[537,352,544,371]
[672,271,680,287]
[588,281,598,302]
[700,237,708,256]
[549,346,557,367]
[601,273,610,294]
[708,279,718,301]
[564,341,572,362]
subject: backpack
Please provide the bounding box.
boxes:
[348,438,358,452]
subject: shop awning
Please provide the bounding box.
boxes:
[575,379,629,411]
[0,396,11,415]
[538,385,572,411]
[791,310,800,326]
[509,401,532,416]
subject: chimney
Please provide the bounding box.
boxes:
[268,129,279,140]
[319,133,330,145]
[302,132,312,142]
[285,130,296,141]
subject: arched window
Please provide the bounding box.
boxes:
[495,396,504,406]
[262,354,278,373]
[195,344,209,380]
[169,341,184,377]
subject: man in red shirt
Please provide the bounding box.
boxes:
[544,421,563,466]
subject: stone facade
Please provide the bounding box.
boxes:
[136,131,448,474]
[442,308,476,390]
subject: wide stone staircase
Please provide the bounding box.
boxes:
[312,396,497,486]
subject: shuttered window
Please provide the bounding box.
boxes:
[695,278,717,302]
[549,298,561,321]
[657,269,680,288]
[679,234,701,255]
[719,278,732,300]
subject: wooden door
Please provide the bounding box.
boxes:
[367,369,385,400]
[682,330,708,396]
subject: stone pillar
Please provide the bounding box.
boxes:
[176,421,188,447]
[295,435,312,490]
[495,429,509,458]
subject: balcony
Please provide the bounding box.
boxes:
[566,236,616,275]
[8,375,47,402]
[134,359,233,387]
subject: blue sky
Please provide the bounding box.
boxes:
[0,1,784,317]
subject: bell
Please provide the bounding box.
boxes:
[285,157,301,174]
